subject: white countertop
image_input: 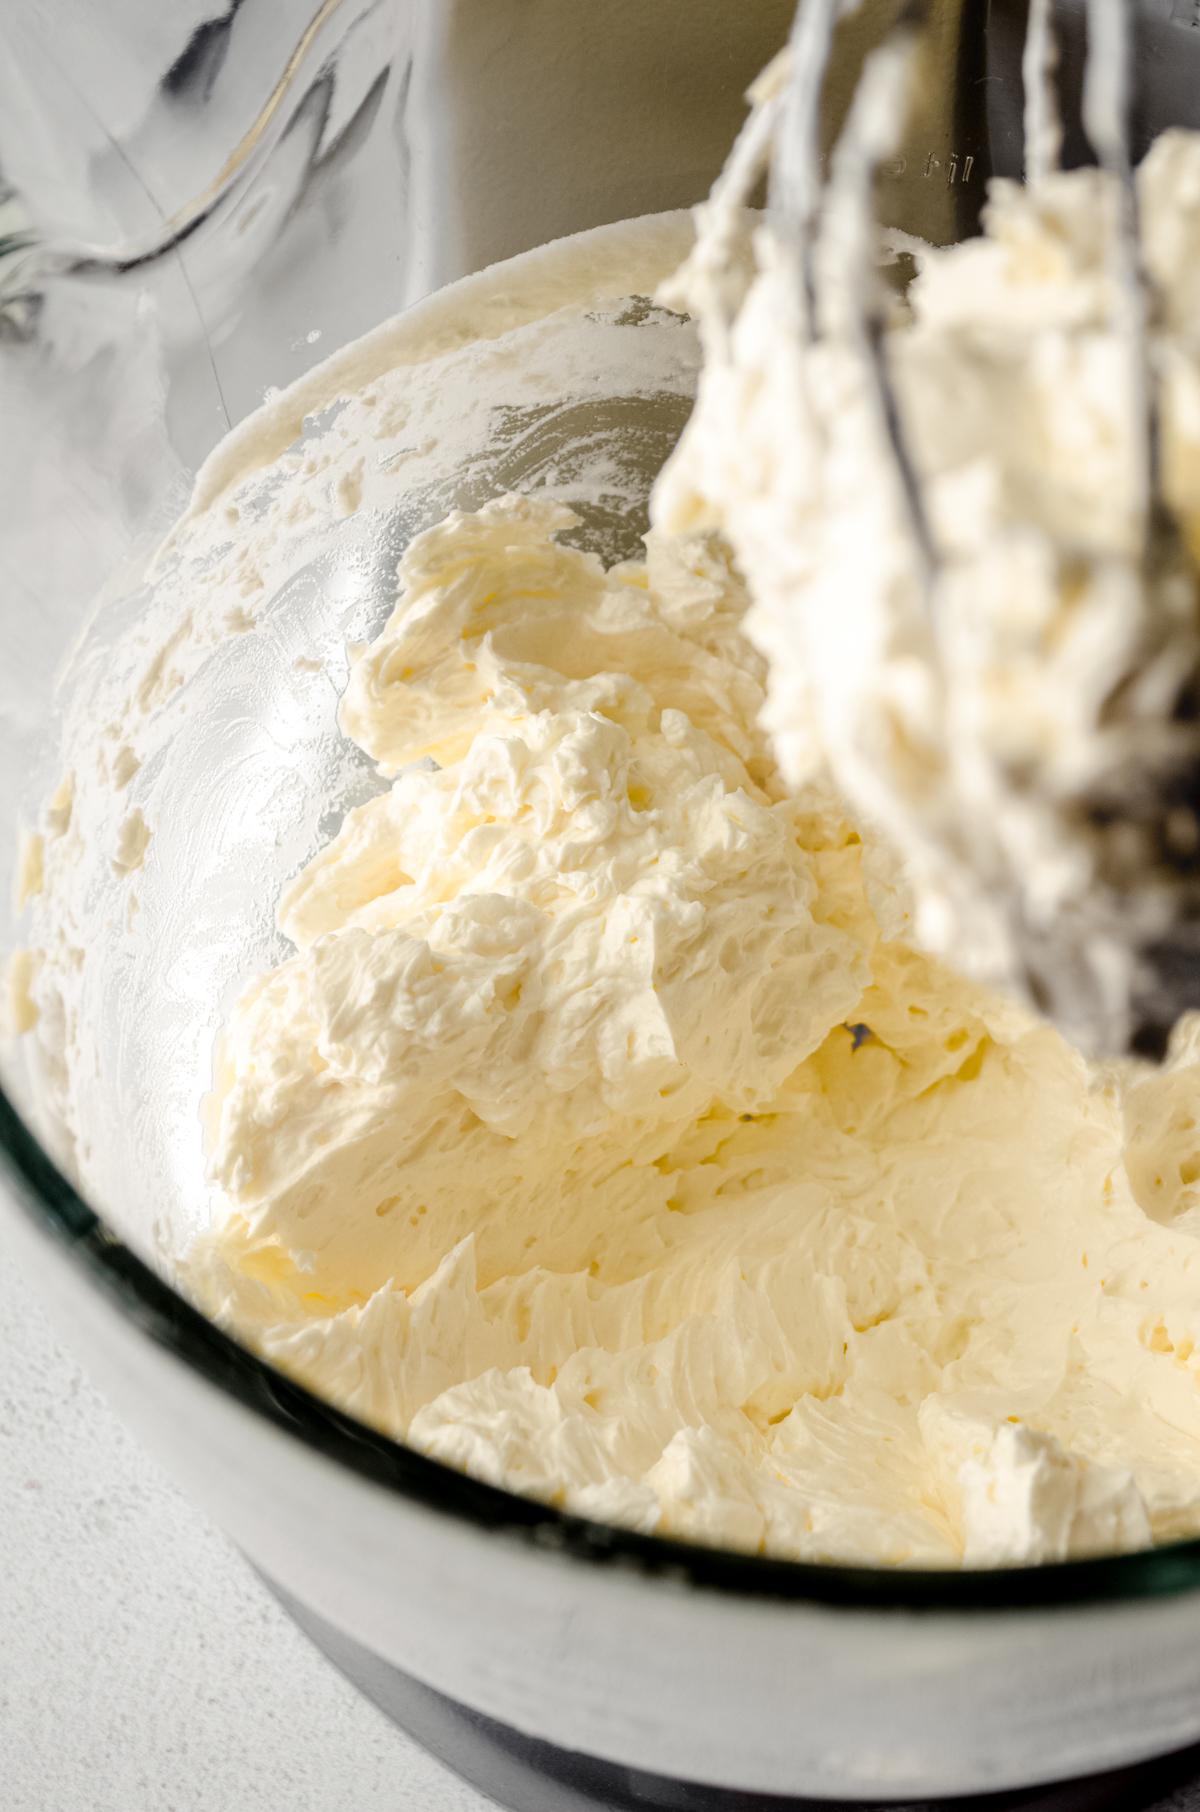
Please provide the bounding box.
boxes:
[0,1208,491,1812]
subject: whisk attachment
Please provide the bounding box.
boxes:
[660,52,790,356]
[658,0,1200,1057]
[772,0,859,335]
[1086,0,1155,543]
[977,0,1200,1055]
[1082,0,1134,187]
[815,28,939,587]
[768,3,938,588]
[1022,0,1061,184]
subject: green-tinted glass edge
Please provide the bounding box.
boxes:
[5,1078,1200,1612]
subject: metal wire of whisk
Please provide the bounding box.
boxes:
[685,0,1200,1059]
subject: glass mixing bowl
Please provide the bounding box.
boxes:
[7,4,1200,1807]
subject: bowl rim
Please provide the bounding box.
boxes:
[6,1079,1200,1612]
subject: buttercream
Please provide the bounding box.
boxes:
[187,487,1200,1568]
[654,57,1200,1058]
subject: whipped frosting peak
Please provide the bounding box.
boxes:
[202,493,870,1309]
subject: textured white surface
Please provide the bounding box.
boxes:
[0,1210,489,1812]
